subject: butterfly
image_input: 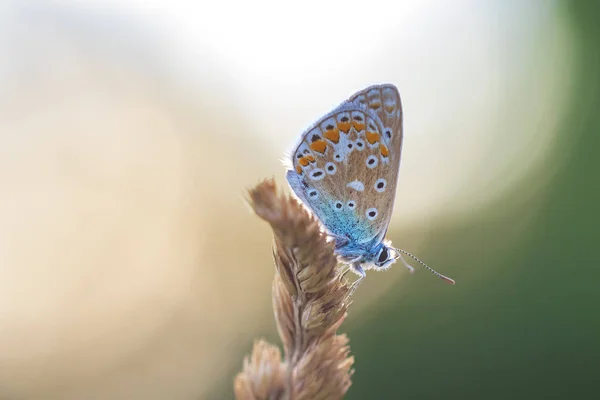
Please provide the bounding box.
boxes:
[286,84,455,287]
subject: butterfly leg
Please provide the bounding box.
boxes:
[345,262,366,297]
[339,264,351,277]
[339,256,362,280]
[397,253,415,274]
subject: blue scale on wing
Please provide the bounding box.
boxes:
[286,171,376,246]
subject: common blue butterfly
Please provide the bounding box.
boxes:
[286,84,454,287]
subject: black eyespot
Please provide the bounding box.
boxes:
[326,124,334,130]
[311,134,321,142]
[377,247,389,264]
[354,115,363,121]
[340,116,349,122]
[308,190,318,197]
[366,156,379,169]
[356,142,363,148]
[374,178,387,192]
[347,201,355,209]
[309,169,326,181]
[334,154,342,160]
[297,153,303,159]
[347,143,353,149]
[369,123,376,130]
[327,165,334,171]
[335,202,343,209]
[303,149,310,154]
[385,129,392,139]
[302,180,309,188]
[366,207,378,220]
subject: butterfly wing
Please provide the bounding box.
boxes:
[348,84,403,243]
[286,84,403,247]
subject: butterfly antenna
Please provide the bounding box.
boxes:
[394,248,456,285]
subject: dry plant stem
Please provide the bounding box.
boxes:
[234,179,355,400]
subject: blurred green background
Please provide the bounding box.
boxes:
[346,2,600,399]
[0,1,598,399]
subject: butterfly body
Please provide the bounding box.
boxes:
[286,84,404,277]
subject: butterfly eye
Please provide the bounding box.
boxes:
[377,247,389,264]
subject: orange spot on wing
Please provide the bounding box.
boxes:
[352,121,365,131]
[305,154,315,163]
[366,131,380,144]
[337,122,351,133]
[298,156,310,166]
[310,139,327,153]
[296,164,303,174]
[380,144,389,157]
[370,102,381,110]
[324,128,340,143]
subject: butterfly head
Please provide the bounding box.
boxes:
[369,241,398,270]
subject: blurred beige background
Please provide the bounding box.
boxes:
[0,1,572,399]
